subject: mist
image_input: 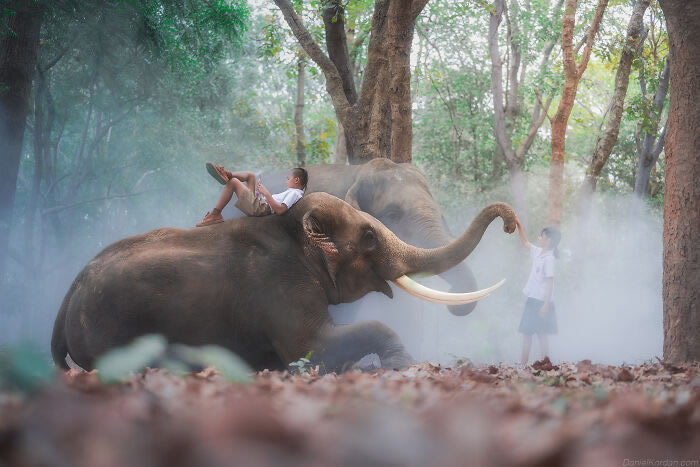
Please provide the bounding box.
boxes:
[331,168,663,366]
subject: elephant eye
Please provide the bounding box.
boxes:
[360,229,377,252]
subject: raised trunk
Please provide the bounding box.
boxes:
[387,203,517,278]
[0,2,42,282]
[294,54,306,166]
[659,0,700,363]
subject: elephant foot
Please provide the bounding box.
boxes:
[312,321,414,374]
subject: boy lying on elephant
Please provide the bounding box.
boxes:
[197,163,308,227]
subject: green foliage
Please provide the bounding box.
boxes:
[289,351,314,374]
[0,344,54,393]
[96,334,168,383]
[95,335,253,384]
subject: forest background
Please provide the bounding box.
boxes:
[0,0,670,365]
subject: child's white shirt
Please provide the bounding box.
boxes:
[270,188,304,209]
[522,245,555,301]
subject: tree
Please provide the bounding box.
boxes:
[633,57,669,197]
[578,0,649,218]
[273,0,429,164]
[488,0,563,227]
[0,0,42,283]
[546,0,607,226]
[658,0,700,363]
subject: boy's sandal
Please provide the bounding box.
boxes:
[206,162,230,185]
[196,211,224,227]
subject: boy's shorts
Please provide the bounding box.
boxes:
[235,188,272,217]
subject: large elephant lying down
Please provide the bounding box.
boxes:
[52,193,515,373]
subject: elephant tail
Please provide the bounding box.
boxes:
[51,282,76,370]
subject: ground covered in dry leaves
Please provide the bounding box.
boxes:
[1,359,699,467]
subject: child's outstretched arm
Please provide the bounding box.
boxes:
[515,218,530,248]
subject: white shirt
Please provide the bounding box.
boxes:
[270,188,304,209]
[522,245,555,301]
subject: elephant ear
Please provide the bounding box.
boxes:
[344,176,374,211]
[302,211,340,287]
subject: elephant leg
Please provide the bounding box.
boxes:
[311,320,415,373]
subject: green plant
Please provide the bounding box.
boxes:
[288,351,314,374]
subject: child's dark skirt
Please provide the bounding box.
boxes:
[518,297,558,335]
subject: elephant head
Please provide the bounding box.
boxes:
[309,159,485,316]
[290,192,517,307]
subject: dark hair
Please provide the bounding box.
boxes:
[541,227,561,258]
[291,167,308,190]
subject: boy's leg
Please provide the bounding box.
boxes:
[537,334,549,359]
[521,334,532,365]
[215,178,250,212]
[197,178,252,227]
[226,171,256,192]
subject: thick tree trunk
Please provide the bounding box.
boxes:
[294,54,306,166]
[659,0,700,363]
[387,0,413,163]
[0,1,42,281]
[275,0,427,165]
[547,0,607,226]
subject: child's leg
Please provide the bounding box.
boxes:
[537,333,549,359]
[214,178,250,212]
[521,334,532,365]
[226,171,256,192]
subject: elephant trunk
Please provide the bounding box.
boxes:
[386,202,516,279]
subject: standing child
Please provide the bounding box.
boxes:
[514,219,561,365]
[196,163,308,227]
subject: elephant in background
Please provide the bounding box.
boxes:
[226,159,483,316]
[52,192,516,373]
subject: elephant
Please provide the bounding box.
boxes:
[52,192,516,373]
[231,159,484,316]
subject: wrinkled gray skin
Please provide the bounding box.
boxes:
[239,159,480,316]
[52,193,516,373]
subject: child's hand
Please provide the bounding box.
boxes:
[257,183,270,198]
[538,303,549,318]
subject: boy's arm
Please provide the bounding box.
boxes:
[258,184,289,215]
[515,218,530,248]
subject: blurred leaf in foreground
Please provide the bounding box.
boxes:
[170,344,252,384]
[0,344,54,393]
[95,334,168,383]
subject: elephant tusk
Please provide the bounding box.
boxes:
[392,275,505,305]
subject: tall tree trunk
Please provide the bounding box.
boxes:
[578,0,649,220]
[294,54,306,166]
[387,0,413,163]
[659,0,700,363]
[634,58,670,197]
[274,0,428,165]
[0,1,42,282]
[547,0,608,226]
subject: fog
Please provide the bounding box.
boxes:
[1,163,663,367]
[332,170,663,366]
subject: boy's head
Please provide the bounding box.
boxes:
[287,167,308,190]
[539,227,561,257]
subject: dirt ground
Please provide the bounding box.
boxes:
[1,359,698,467]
